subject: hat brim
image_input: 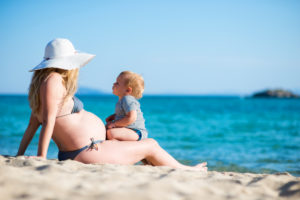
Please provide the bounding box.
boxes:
[29,52,95,72]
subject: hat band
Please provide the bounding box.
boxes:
[44,51,77,60]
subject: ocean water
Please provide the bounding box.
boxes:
[0,95,299,176]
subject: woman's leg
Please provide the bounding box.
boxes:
[75,138,207,171]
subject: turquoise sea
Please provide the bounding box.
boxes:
[0,95,299,176]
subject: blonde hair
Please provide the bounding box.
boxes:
[28,68,79,115]
[119,71,144,99]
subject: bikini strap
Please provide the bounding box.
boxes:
[88,137,99,151]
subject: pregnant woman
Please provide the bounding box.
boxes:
[17,38,207,171]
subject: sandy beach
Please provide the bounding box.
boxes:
[0,155,299,200]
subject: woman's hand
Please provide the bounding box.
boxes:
[25,155,46,159]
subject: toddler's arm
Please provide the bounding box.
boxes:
[106,114,116,123]
[107,110,137,129]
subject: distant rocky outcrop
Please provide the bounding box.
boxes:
[252,89,299,98]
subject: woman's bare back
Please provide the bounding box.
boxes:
[36,73,106,151]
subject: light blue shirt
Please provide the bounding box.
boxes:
[115,95,148,138]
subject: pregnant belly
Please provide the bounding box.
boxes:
[53,110,106,151]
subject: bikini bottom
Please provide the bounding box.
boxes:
[58,138,103,161]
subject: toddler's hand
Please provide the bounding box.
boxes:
[106,121,112,129]
[106,121,116,129]
[106,114,115,122]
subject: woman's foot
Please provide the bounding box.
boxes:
[141,159,153,165]
[195,162,208,172]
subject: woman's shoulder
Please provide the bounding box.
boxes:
[46,72,63,82]
[41,72,63,87]
[40,72,65,94]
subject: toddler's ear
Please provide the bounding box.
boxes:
[126,87,133,94]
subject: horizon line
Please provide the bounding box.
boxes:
[0,92,269,98]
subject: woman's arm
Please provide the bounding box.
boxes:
[37,73,64,158]
[107,110,137,128]
[17,113,40,156]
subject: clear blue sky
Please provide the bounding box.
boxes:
[0,0,299,95]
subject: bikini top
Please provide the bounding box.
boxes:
[71,96,83,114]
[56,96,83,118]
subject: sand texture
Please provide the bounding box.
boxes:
[0,155,299,200]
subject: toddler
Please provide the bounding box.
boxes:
[106,71,148,141]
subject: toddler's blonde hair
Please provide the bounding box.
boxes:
[119,71,144,99]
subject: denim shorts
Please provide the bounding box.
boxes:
[131,129,148,141]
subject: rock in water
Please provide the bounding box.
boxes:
[252,89,299,98]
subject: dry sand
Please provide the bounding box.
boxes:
[0,155,299,200]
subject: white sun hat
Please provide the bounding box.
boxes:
[30,38,95,72]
